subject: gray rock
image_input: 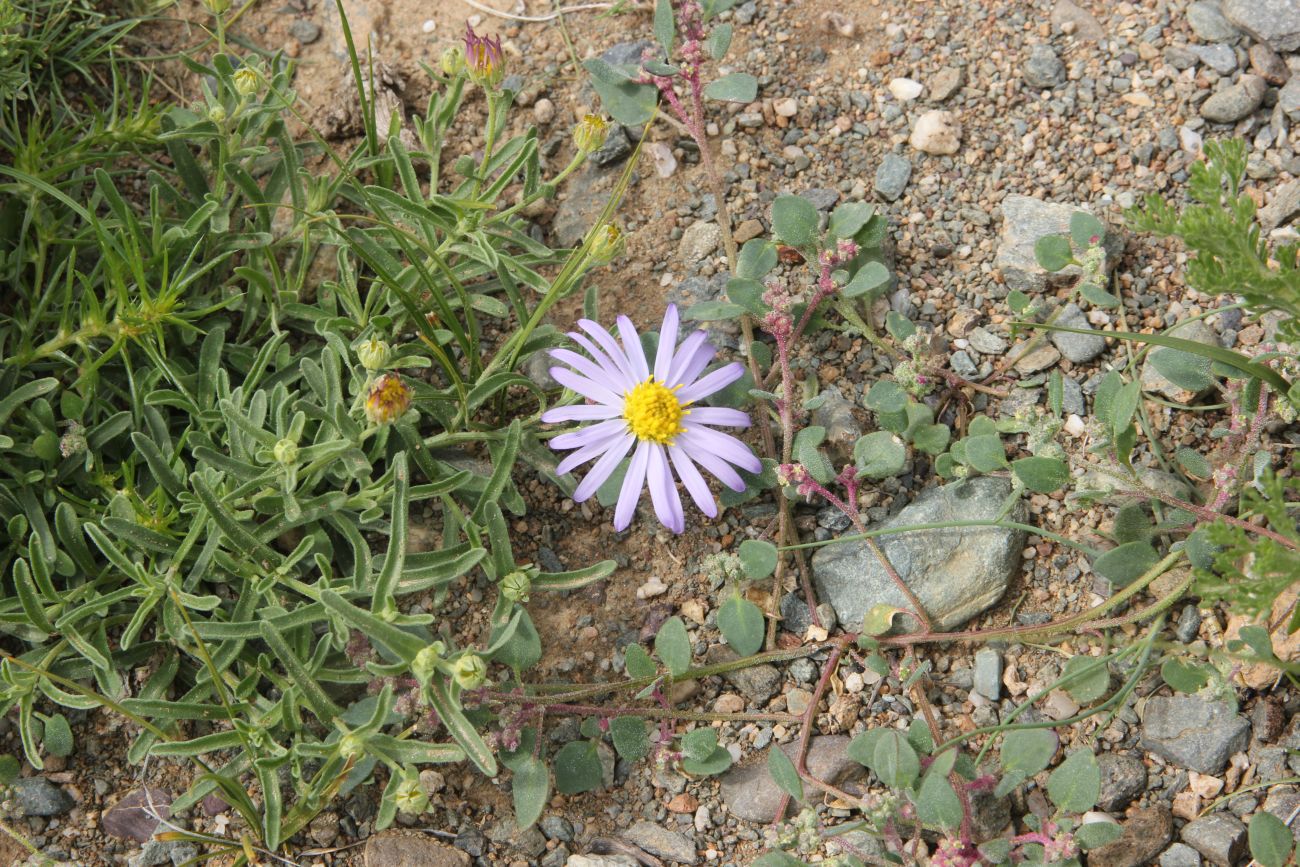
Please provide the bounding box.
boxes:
[951,350,979,379]
[1188,44,1237,74]
[1225,0,1300,52]
[968,327,1008,355]
[811,386,861,462]
[590,125,632,167]
[13,778,73,817]
[1052,0,1105,41]
[704,644,782,703]
[1159,843,1203,867]
[1166,45,1199,70]
[1023,44,1066,89]
[567,855,641,867]
[973,649,1002,700]
[552,167,612,248]
[128,841,175,867]
[665,273,738,349]
[541,816,575,842]
[678,220,721,264]
[875,153,912,202]
[1176,604,1201,642]
[1250,43,1290,85]
[803,188,840,211]
[1061,375,1085,415]
[1188,2,1241,42]
[1199,75,1266,124]
[623,822,697,864]
[811,477,1027,632]
[289,19,322,44]
[1181,814,1247,865]
[1140,696,1250,774]
[1250,745,1288,785]
[995,196,1122,293]
[1097,753,1147,812]
[1280,77,1300,122]
[1260,179,1300,230]
[929,66,965,102]
[1139,320,1221,402]
[1088,807,1174,867]
[1050,303,1107,363]
[779,592,837,636]
[103,788,171,843]
[600,40,658,68]
[720,736,863,822]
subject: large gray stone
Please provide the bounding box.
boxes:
[1023,45,1066,89]
[995,196,1123,293]
[720,736,863,822]
[1181,814,1247,865]
[1140,696,1250,774]
[1225,0,1300,52]
[1259,178,1300,230]
[811,477,1027,632]
[623,822,697,865]
[1050,303,1107,363]
[1088,807,1174,867]
[704,644,782,703]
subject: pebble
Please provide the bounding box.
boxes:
[774,97,798,118]
[973,648,1002,700]
[874,153,912,202]
[1159,843,1203,867]
[647,142,677,178]
[909,110,962,155]
[636,575,668,599]
[720,736,862,822]
[785,688,813,715]
[13,778,74,817]
[1187,2,1241,42]
[103,789,171,843]
[421,19,436,34]
[928,66,965,102]
[288,19,321,45]
[623,821,697,865]
[995,195,1120,293]
[1249,42,1290,85]
[1023,44,1066,89]
[1050,303,1107,363]
[705,645,782,702]
[713,693,744,714]
[533,98,555,124]
[1180,814,1247,865]
[1199,75,1266,124]
[1140,696,1250,775]
[1188,44,1237,75]
[888,78,925,101]
[678,221,721,264]
[1088,807,1174,867]
[1175,605,1201,642]
[1097,754,1147,812]
[1012,343,1062,374]
[1052,0,1104,40]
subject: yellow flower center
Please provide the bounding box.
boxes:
[624,377,687,445]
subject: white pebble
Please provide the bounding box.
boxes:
[843,672,864,693]
[467,14,482,26]
[647,141,678,178]
[421,19,436,33]
[1064,414,1087,437]
[774,97,798,118]
[1179,125,1203,154]
[636,576,668,599]
[888,77,924,101]
[533,98,555,124]
[1087,308,1111,326]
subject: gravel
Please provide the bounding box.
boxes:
[623,821,698,865]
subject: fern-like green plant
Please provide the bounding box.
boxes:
[1127,139,1300,344]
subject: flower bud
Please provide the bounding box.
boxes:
[463,23,505,89]
[365,373,413,425]
[440,45,465,77]
[338,732,365,761]
[572,114,610,155]
[411,641,445,684]
[587,224,625,264]
[232,68,259,98]
[501,571,531,603]
[393,770,429,815]
[207,104,228,124]
[451,653,487,689]
[203,0,231,13]
[273,438,299,465]
[357,338,391,371]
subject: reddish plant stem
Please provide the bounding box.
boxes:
[771,637,847,823]
[910,663,975,847]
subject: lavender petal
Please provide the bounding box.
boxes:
[579,319,638,384]
[614,440,652,531]
[572,432,635,502]
[668,444,718,518]
[653,304,679,382]
[646,444,684,533]
[682,424,763,474]
[550,418,625,450]
[615,315,650,382]
[550,366,623,407]
[678,362,745,404]
[680,437,746,491]
[685,406,751,428]
[550,347,626,392]
[666,330,712,387]
[541,404,622,424]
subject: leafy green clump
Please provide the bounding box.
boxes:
[1127,138,1300,343]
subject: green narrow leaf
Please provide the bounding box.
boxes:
[261,621,343,722]
[654,616,691,676]
[373,452,409,610]
[653,0,675,51]
[768,746,803,801]
[872,730,920,789]
[428,675,498,776]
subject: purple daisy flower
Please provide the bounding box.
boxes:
[541,305,761,534]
